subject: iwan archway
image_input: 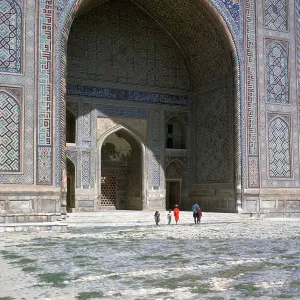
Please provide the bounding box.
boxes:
[99,127,144,210]
[62,0,242,212]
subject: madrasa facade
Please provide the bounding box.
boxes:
[1,0,300,222]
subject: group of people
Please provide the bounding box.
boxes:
[154,202,202,225]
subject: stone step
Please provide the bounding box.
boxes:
[65,211,249,224]
[0,222,68,233]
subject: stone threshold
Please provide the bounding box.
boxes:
[0,222,68,233]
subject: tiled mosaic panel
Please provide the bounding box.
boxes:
[221,0,240,29]
[37,146,52,184]
[264,0,288,31]
[165,161,182,179]
[67,85,188,106]
[268,117,291,178]
[0,0,22,73]
[100,175,117,206]
[37,0,54,184]
[245,0,259,188]
[152,110,160,151]
[0,91,20,171]
[82,151,90,188]
[266,41,289,104]
[149,153,160,187]
[195,86,233,183]
[0,0,35,184]
[67,0,189,95]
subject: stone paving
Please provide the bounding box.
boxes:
[0,211,299,300]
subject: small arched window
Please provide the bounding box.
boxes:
[166,117,186,149]
[66,109,76,143]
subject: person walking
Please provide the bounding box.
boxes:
[197,207,203,224]
[173,204,180,225]
[154,211,160,225]
[167,209,172,224]
[192,202,200,224]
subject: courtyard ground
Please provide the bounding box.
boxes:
[0,211,299,300]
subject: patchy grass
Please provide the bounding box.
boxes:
[0,297,16,300]
[10,258,37,265]
[273,248,287,253]
[234,282,261,297]
[216,262,278,278]
[108,274,122,280]
[0,251,22,260]
[138,254,166,261]
[76,291,104,299]
[38,272,70,288]
[190,283,214,294]
[145,274,202,290]
[22,266,38,273]
[273,295,295,299]
[290,280,300,288]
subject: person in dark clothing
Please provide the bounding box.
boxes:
[192,202,200,224]
[154,211,160,225]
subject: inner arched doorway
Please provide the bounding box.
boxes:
[100,129,143,210]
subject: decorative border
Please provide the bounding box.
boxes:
[245,0,259,188]
[97,105,149,119]
[36,0,54,185]
[67,84,188,107]
[0,85,24,174]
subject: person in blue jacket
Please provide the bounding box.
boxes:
[192,202,200,224]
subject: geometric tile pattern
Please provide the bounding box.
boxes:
[37,146,52,184]
[67,0,190,96]
[100,175,117,207]
[37,0,54,184]
[245,0,259,188]
[82,151,90,188]
[268,117,291,178]
[267,41,289,104]
[149,153,160,187]
[165,161,182,179]
[195,86,233,183]
[264,0,288,31]
[0,91,20,171]
[221,0,240,29]
[67,84,188,106]
[0,0,22,73]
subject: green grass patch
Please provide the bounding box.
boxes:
[76,291,104,299]
[217,262,276,278]
[22,266,38,273]
[273,295,295,299]
[113,293,122,296]
[0,297,16,300]
[10,258,37,265]
[273,248,287,254]
[138,255,166,261]
[290,280,300,288]
[108,274,122,280]
[38,272,70,288]
[234,282,261,297]
[146,274,202,290]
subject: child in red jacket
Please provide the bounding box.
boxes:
[197,207,202,224]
